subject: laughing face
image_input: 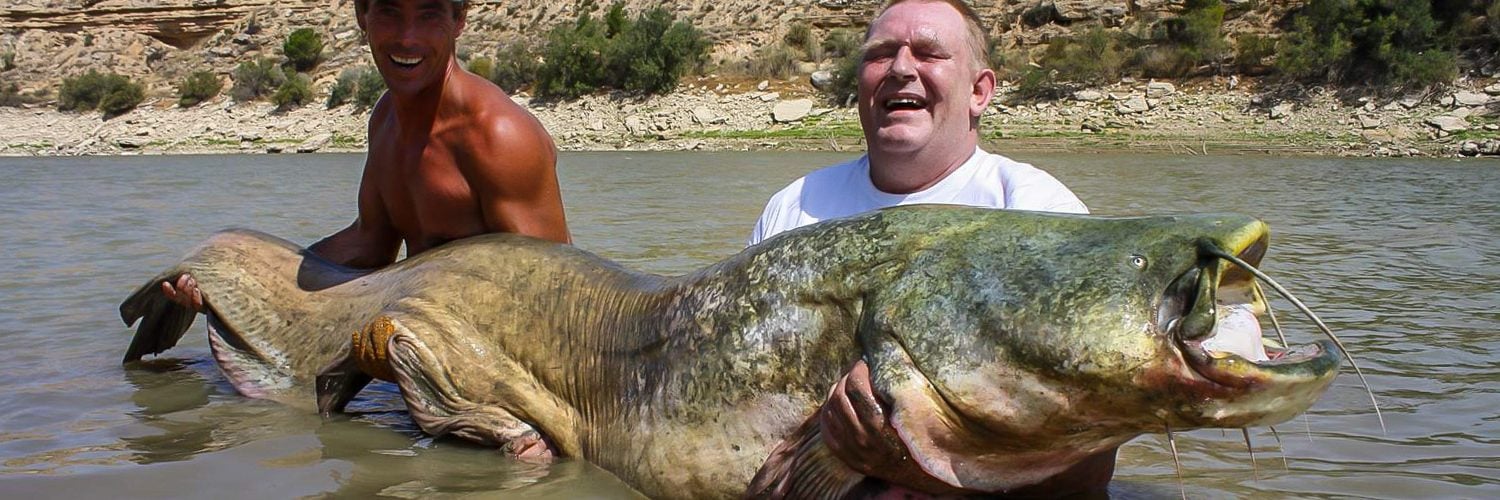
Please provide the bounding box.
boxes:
[857,1,994,159]
[356,0,466,96]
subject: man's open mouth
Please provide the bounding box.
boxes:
[390,55,423,69]
[883,96,926,111]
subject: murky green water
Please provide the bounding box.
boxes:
[0,151,1495,498]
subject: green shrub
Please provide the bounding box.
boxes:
[1233,34,1277,74]
[272,70,312,109]
[491,39,541,93]
[825,48,861,106]
[231,57,286,101]
[1043,25,1126,84]
[537,14,608,98]
[605,7,709,94]
[99,82,144,116]
[1,52,13,71]
[747,43,800,80]
[0,82,40,107]
[1163,0,1229,68]
[1277,0,1456,86]
[354,66,385,108]
[785,22,815,51]
[59,70,144,115]
[1133,45,1193,78]
[1010,66,1068,102]
[821,28,863,61]
[535,6,708,98]
[604,0,629,38]
[326,67,358,108]
[467,56,495,81]
[177,70,222,107]
[284,28,323,72]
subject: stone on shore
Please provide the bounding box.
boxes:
[772,99,814,123]
[1426,115,1468,133]
[295,133,332,153]
[1116,95,1149,114]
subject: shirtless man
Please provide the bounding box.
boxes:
[165,0,569,309]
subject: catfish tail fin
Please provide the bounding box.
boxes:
[119,271,198,364]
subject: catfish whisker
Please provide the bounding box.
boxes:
[1201,242,1386,434]
[1268,425,1290,471]
[1241,428,1259,481]
[1252,282,1289,348]
[1165,423,1187,500]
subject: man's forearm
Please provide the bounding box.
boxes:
[308,225,398,269]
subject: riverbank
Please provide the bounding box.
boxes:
[3,77,1498,158]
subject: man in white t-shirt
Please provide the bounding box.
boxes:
[745,1,1113,496]
[748,0,1085,246]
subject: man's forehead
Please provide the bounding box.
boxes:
[369,0,461,7]
[867,2,966,40]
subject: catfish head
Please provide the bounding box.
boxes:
[850,208,1342,494]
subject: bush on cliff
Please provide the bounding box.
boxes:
[466,56,495,81]
[326,67,358,109]
[1278,0,1455,87]
[284,28,324,72]
[272,70,312,110]
[177,70,222,107]
[354,66,386,108]
[59,70,144,116]
[535,3,708,99]
[231,57,286,102]
[490,39,541,93]
[606,7,709,94]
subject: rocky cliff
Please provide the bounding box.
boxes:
[1,0,1293,97]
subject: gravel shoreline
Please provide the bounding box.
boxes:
[3,78,1497,158]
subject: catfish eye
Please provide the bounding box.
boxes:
[1128,255,1148,270]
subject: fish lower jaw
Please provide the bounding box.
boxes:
[1179,339,1339,390]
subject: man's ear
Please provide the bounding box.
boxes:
[970,67,996,119]
[354,1,368,31]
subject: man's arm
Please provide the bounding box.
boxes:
[308,157,402,269]
[460,105,571,244]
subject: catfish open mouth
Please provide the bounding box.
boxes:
[1158,232,1341,389]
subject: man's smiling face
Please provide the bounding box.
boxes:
[857,1,992,157]
[357,0,466,96]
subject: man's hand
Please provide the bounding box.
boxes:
[161,274,204,312]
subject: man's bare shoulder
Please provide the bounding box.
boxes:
[448,72,556,176]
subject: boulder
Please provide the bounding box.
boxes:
[1426,115,1468,133]
[809,70,835,92]
[1072,89,1105,102]
[1453,91,1491,107]
[1269,102,1294,120]
[295,133,332,153]
[1115,95,1149,114]
[772,99,814,123]
[1146,81,1175,98]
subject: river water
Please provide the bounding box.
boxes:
[0,152,1495,498]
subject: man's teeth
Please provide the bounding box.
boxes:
[885,98,923,109]
[392,55,423,65]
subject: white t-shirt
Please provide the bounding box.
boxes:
[748,147,1088,245]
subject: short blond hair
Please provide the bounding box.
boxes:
[868,0,990,70]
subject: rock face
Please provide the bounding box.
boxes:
[0,0,1303,99]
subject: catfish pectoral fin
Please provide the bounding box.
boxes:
[119,272,198,364]
[745,416,864,500]
[315,350,371,418]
